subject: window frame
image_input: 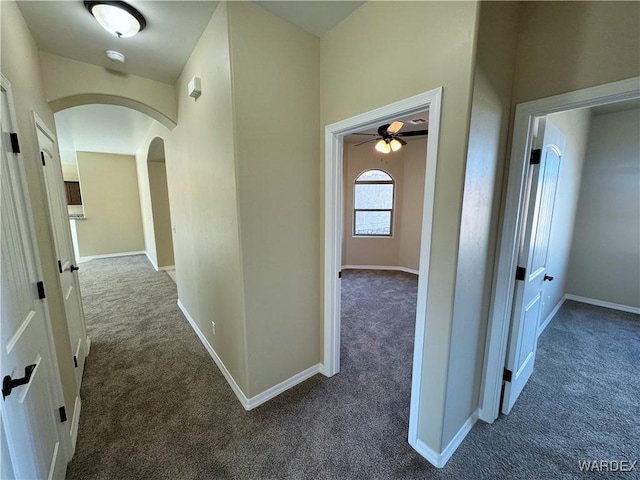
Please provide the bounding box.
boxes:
[352,169,395,237]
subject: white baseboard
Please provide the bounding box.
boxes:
[145,252,174,272]
[70,396,81,454]
[411,410,478,468]
[176,299,320,411]
[538,295,566,337]
[177,299,250,409]
[342,265,419,275]
[145,251,158,270]
[565,294,640,315]
[246,364,321,410]
[77,250,145,263]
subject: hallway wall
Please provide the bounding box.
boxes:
[447,0,520,444]
[169,2,249,393]
[228,2,321,397]
[512,1,640,104]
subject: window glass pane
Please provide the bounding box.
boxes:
[356,169,392,182]
[354,183,393,209]
[355,211,391,235]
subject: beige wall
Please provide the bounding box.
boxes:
[61,163,79,181]
[39,52,177,128]
[512,1,640,104]
[148,160,174,268]
[75,152,145,256]
[228,2,320,396]
[567,109,640,308]
[542,110,591,321]
[169,3,249,394]
[445,0,520,445]
[398,140,427,272]
[321,0,480,452]
[1,0,78,420]
[342,139,427,272]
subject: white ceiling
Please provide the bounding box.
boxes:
[17,1,220,85]
[255,1,365,36]
[55,104,154,164]
[17,1,364,160]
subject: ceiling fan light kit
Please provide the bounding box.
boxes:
[356,121,428,154]
[375,140,391,154]
[84,1,146,38]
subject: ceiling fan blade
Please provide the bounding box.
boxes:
[387,121,404,134]
[397,129,428,137]
[355,138,380,147]
[350,133,378,136]
[396,137,407,146]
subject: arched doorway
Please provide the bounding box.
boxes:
[147,138,175,276]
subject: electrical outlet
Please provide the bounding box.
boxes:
[211,321,216,335]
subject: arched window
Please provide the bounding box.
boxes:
[353,169,394,236]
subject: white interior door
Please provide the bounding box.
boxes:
[502,118,566,414]
[36,119,89,390]
[1,77,67,479]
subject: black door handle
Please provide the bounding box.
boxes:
[70,264,79,272]
[544,274,554,282]
[3,364,36,399]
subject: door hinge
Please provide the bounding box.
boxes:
[36,281,46,299]
[503,368,513,383]
[9,133,20,154]
[58,260,63,273]
[59,406,67,423]
[40,151,46,166]
[530,148,541,165]
[73,355,78,368]
[338,271,342,279]
[515,266,526,281]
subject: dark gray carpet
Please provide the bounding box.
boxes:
[66,257,639,479]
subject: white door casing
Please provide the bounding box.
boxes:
[34,114,89,391]
[479,77,640,423]
[1,75,68,479]
[501,119,565,414]
[323,88,443,459]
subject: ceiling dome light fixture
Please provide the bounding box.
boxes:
[84,1,146,38]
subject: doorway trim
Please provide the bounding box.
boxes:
[322,87,443,448]
[479,76,640,423]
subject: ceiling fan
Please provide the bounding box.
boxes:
[354,121,428,154]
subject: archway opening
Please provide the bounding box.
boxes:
[147,137,175,277]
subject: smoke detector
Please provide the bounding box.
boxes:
[106,50,126,64]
